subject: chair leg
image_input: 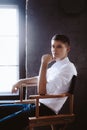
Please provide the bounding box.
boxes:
[30,128,34,130]
[51,125,56,130]
[59,124,68,130]
[28,126,34,130]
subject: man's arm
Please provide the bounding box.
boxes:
[37,54,53,95]
[12,76,38,93]
[12,54,53,94]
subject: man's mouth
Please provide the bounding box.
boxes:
[52,52,57,56]
[52,53,60,58]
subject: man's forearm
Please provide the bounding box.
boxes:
[12,76,38,93]
[20,76,38,86]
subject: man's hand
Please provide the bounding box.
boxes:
[12,80,22,93]
[41,54,54,65]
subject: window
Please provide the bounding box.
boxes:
[0,6,19,95]
[0,0,26,100]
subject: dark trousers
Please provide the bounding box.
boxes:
[0,103,55,130]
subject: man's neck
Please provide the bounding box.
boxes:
[55,56,68,62]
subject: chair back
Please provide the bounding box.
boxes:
[68,75,77,94]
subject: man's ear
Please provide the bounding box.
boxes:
[67,46,70,53]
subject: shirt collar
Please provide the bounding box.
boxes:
[55,57,69,65]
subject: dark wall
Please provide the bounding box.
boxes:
[26,0,87,129]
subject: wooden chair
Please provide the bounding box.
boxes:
[15,75,77,130]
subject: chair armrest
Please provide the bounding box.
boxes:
[14,99,36,104]
[29,93,73,118]
[29,93,71,99]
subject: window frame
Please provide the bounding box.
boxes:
[0,0,26,100]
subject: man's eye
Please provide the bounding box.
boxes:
[57,45,62,48]
[52,45,63,48]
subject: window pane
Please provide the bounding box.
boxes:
[0,8,19,36]
[0,37,19,65]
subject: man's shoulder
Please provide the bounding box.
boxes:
[61,61,77,75]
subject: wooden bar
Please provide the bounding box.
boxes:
[35,98,39,118]
[29,93,70,99]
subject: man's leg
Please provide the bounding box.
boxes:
[0,103,55,130]
[0,103,36,130]
[39,103,56,116]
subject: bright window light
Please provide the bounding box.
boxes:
[0,8,18,35]
[0,6,19,95]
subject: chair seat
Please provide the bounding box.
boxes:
[29,114,75,127]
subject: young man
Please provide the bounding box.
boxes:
[0,34,77,129]
[12,34,77,114]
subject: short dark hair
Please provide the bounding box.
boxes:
[51,34,70,46]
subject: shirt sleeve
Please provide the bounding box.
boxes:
[46,64,77,95]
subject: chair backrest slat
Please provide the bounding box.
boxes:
[68,75,77,94]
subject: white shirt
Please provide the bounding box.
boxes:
[40,57,77,114]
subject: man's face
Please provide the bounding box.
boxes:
[51,40,70,60]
